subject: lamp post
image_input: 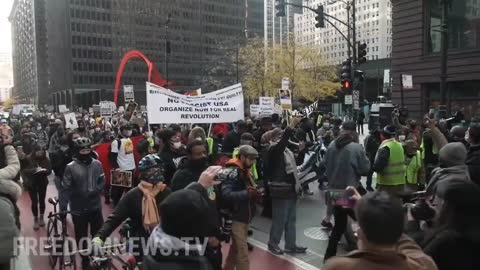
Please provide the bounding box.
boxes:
[165,13,171,87]
[439,0,450,116]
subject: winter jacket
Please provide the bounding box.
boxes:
[59,158,105,212]
[0,145,20,182]
[159,148,185,186]
[96,186,171,243]
[323,235,437,270]
[143,226,213,270]
[222,130,241,154]
[50,147,74,177]
[264,127,298,199]
[20,154,52,190]
[363,133,380,164]
[466,144,480,186]
[220,159,255,224]
[0,180,21,268]
[323,132,370,189]
[170,159,205,192]
[426,165,471,195]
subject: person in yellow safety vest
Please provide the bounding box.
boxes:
[232,133,259,183]
[403,140,425,193]
[373,125,406,197]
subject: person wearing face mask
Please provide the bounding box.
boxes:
[403,140,425,193]
[21,144,52,230]
[32,122,48,150]
[170,140,209,192]
[92,154,171,262]
[109,124,136,206]
[59,137,105,270]
[75,119,89,138]
[0,119,14,139]
[221,145,261,270]
[50,131,81,192]
[158,129,187,186]
[364,128,381,191]
[48,121,65,154]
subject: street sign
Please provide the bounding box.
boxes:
[352,90,359,100]
[383,69,390,86]
[281,77,290,90]
[402,74,413,89]
[353,100,360,110]
[344,95,353,105]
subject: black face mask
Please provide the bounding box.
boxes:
[78,153,92,165]
[190,157,208,170]
[78,127,86,132]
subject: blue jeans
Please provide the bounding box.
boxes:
[268,198,297,249]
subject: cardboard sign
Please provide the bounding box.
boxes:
[110,170,132,187]
[124,85,135,103]
[64,112,78,130]
[124,101,138,121]
[279,89,292,110]
[259,97,274,115]
[58,105,68,113]
[146,82,244,124]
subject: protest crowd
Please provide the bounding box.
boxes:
[0,101,479,270]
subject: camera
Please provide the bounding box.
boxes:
[401,191,436,221]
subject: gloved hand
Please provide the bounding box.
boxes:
[91,237,104,257]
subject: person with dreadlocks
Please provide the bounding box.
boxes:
[59,137,105,269]
[92,154,171,260]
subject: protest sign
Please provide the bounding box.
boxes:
[146,82,244,124]
[110,170,132,187]
[301,101,318,117]
[58,105,68,113]
[124,101,138,121]
[100,101,115,118]
[92,105,100,113]
[250,105,261,116]
[64,112,78,130]
[279,89,292,110]
[259,97,274,115]
[124,85,135,103]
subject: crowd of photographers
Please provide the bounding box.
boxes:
[0,108,478,270]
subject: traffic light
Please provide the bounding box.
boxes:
[357,43,367,64]
[315,5,325,28]
[341,58,352,91]
[275,0,286,17]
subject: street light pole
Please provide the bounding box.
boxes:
[165,13,171,87]
[439,0,449,114]
[351,0,357,67]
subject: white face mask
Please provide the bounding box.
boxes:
[36,126,42,131]
[323,123,330,128]
[172,141,182,149]
[124,131,132,137]
[95,127,101,132]
[398,135,406,142]
[195,137,203,142]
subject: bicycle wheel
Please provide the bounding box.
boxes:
[58,239,76,270]
[46,218,60,268]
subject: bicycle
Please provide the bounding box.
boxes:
[44,197,77,270]
[88,219,141,270]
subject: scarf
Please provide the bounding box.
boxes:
[284,148,301,192]
[138,180,166,232]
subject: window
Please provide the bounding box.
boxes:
[428,0,480,52]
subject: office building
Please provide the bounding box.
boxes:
[294,0,392,65]
[11,0,263,109]
[0,52,13,103]
[265,0,302,47]
[9,0,48,105]
[391,0,480,119]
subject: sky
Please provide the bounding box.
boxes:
[0,0,14,54]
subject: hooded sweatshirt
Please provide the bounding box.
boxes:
[427,142,471,195]
[323,132,370,189]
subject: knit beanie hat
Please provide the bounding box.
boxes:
[159,189,211,238]
[439,142,467,167]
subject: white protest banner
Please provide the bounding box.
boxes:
[146,82,244,124]
[279,89,292,110]
[64,112,78,130]
[58,105,68,113]
[124,85,135,103]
